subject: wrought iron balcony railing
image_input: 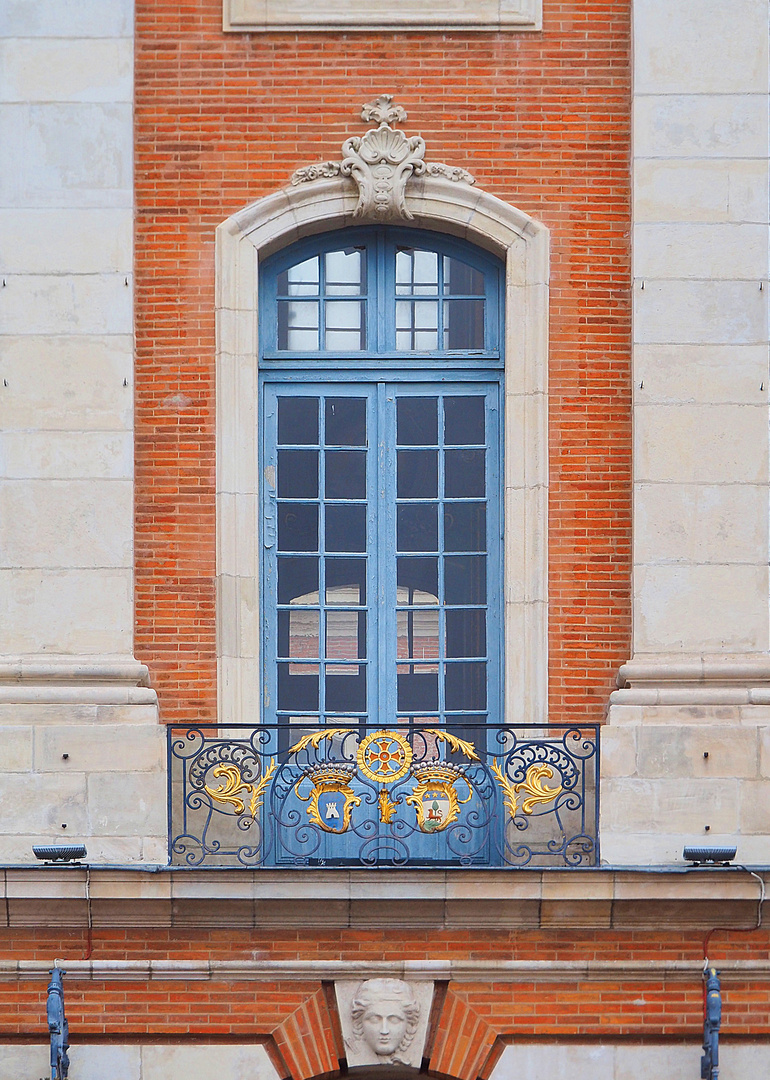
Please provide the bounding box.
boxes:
[168,723,599,868]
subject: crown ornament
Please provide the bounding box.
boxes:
[291,95,474,221]
[302,761,357,786]
[410,761,469,786]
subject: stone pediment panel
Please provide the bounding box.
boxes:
[225,0,541,33]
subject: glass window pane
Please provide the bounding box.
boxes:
[396,300,438,351]
[278,300,319,352]
[444,299,485,350]
[278,556,319,605]
[326,504,366,552]
[396,248,439,295]
[397,398,438,446]
[278,449,318,499]
[445,662,486,711]
[278,663,319,711]
[397,609,440,661]
[325,557,366,605]
[326,329,366,351]
[325,398,366,446]
[444,449,485,498]
[278,397,318,445]
[397,672,438,712]
[325,248,365,295]
[444,555,486,606]
[445,396,485,445]
[325,672,366,712]
[278,610,320,670]
[326,610,366,659]
[446,609,486,658]
[444,503,486,552]
[397,557,439,603]
[397,450,438,499]
[444,256,485,296]
[278,256,319,296]
[397,504,438,552]
[325,450,366,499]
[278,503,318,552]
[325,300,365,351]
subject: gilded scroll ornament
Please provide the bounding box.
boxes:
[378,789,398,823]
[290,95,475,221]
[490,759,563,819]
[204,758,276,818]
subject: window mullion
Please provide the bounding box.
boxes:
[375,381,396,727]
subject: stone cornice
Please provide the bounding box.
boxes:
[611,658,770,705]
[0,656,156,705]
[1,867,766,931]
[1,958,768,984]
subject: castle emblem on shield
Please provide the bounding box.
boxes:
[296,762,361,834]
[406,762,471,833]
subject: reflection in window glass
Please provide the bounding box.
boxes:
[326,300,365,351]
[278,300,319,351]
[397,609,440,665]
[396,248,439,295]
[396,299,439,351]
[443,256,485,296]
[278,256,320,296]
[444,299,485,350]
[325,249,365,295]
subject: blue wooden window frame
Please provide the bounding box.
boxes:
[260,228,504,740]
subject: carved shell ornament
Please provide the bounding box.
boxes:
[291,95,475,221]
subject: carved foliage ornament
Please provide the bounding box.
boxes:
[291,95,475,221]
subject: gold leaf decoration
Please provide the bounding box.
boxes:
[491,761,563,819]
[205,764,248,814]
[425,729,480,762]
[517,763,562,814]
[490,759,519,819]
[287,728,350,755]
[248,758,276,818]
[378,789,397,823]
[205,760,277,819]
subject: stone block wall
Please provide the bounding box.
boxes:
[0,0,164,863]
[600,0,770,864]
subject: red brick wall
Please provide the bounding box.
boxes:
[1,929,768,1070]
[133,0,632,723]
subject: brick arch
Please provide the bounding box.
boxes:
[215,175,549,730]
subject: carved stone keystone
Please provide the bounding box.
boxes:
[291,96,474,221]
[335,978,434,1068]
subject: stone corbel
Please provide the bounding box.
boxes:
[291,96,474,221]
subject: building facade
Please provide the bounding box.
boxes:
[0,0,768,1076]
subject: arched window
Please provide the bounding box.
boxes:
[259,228,503,739]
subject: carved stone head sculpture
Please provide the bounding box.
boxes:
[336,978,433,1067]
[351,979,420,1062]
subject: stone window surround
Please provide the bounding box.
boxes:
[215,174,549,728]
[224,0,542,34]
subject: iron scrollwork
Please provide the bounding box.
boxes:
[169,723,599,868]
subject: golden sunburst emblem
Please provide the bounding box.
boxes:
[357,730,413,784]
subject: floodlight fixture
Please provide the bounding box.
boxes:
[32,845,87,864]
[682,846,736,866]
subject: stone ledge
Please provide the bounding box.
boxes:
[0,867,765,930]
[0,655,156,705]
[0,956,768,983]
[612,658,770,705]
